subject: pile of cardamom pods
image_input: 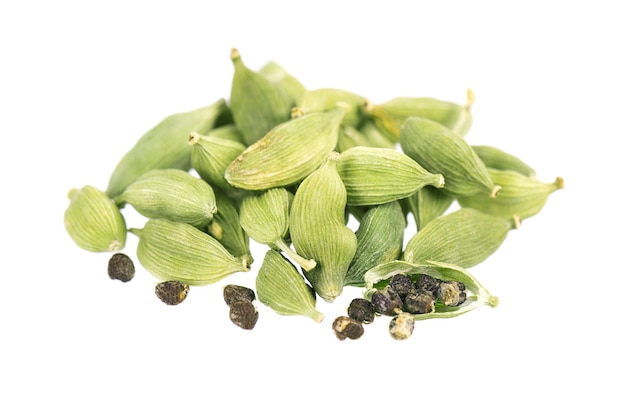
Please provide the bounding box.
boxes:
[64,48,564,340]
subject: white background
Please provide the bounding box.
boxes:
[2,1,624,400]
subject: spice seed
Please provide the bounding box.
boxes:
[155,281,189,305]
[229,300,259,330]
[107,252,135,282]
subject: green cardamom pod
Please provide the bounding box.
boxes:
[298,88,367,127]
[363,89,475,140]
[64,185,127,253]
[114,169,217,230]
[472,145,537,178]
[364,260,499,320]
[206,190,253,269]
[358,119,397,148]
[337,145,445,206]
[130,219,249,286]
[400,116,500,198]
[402,186,455,231]
[106,99,228,198]
[457,169,564,221]
[344,201,406,287]
[256,249,325,323]
[335,124,395,153]
[290,152,358,302]
[239,188,316,271]
[258,60,307,106]
[402,208,515,268]
[205,123,245,144]
[224,106,346,191]
[229,48,293,146]
[188,131,246,193]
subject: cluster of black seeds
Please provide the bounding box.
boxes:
[335,273,468,341]
[223,284,258,330]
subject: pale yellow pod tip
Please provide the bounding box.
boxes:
[513,214,522,229]
[466,88,476,110]
[362,98,375,114]
[490,185,502,198]
[555,177,565,189]
[188,131,200,145]
[230,47,241,60]
[291,107,305,118]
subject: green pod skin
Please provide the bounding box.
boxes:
[290,153,358,302]
[363,260,499,320]
[457,169,564,221]
[337,145,445,206]
[224,106,346,191]
[400,117,500,198]
[298,88,367,127]
[205,124,246,144]
[106,99,228,198]
[230,48,294,146]
[344,201,406,287]
[403,186,455,231]
[256,249,324,323]
[64,185,127,252]
[114,169,217,230]
[364,90,474,141]
[206,190,253,269]
[402,208,515,268]
[335,125,395,153]
[472,145,537,178]
[188,131,246,193]
[357,119,397,149]
[239,188,315,270]
[258,60,307,106]
[130,219,249,286]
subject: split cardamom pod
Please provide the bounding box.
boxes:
[114,169,217,230]
[400,116,500,198]
[64,185,127,252]
[364,260,499,320]
[224,105,346,191]
[402,207,515,268]
[344,201,406,287]
[290,152,358,302]
[239,187,316,270]
[229,48,293,146]
[256,249,325,323]
[130,219,249,286]
[337,145,445,206]
[106,99,228,198]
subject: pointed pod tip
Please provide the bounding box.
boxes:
[188,131,200,145]
[230,48,241,61]
[490,185,502,198]
[555,176,565,190]
[488,295,499,308]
